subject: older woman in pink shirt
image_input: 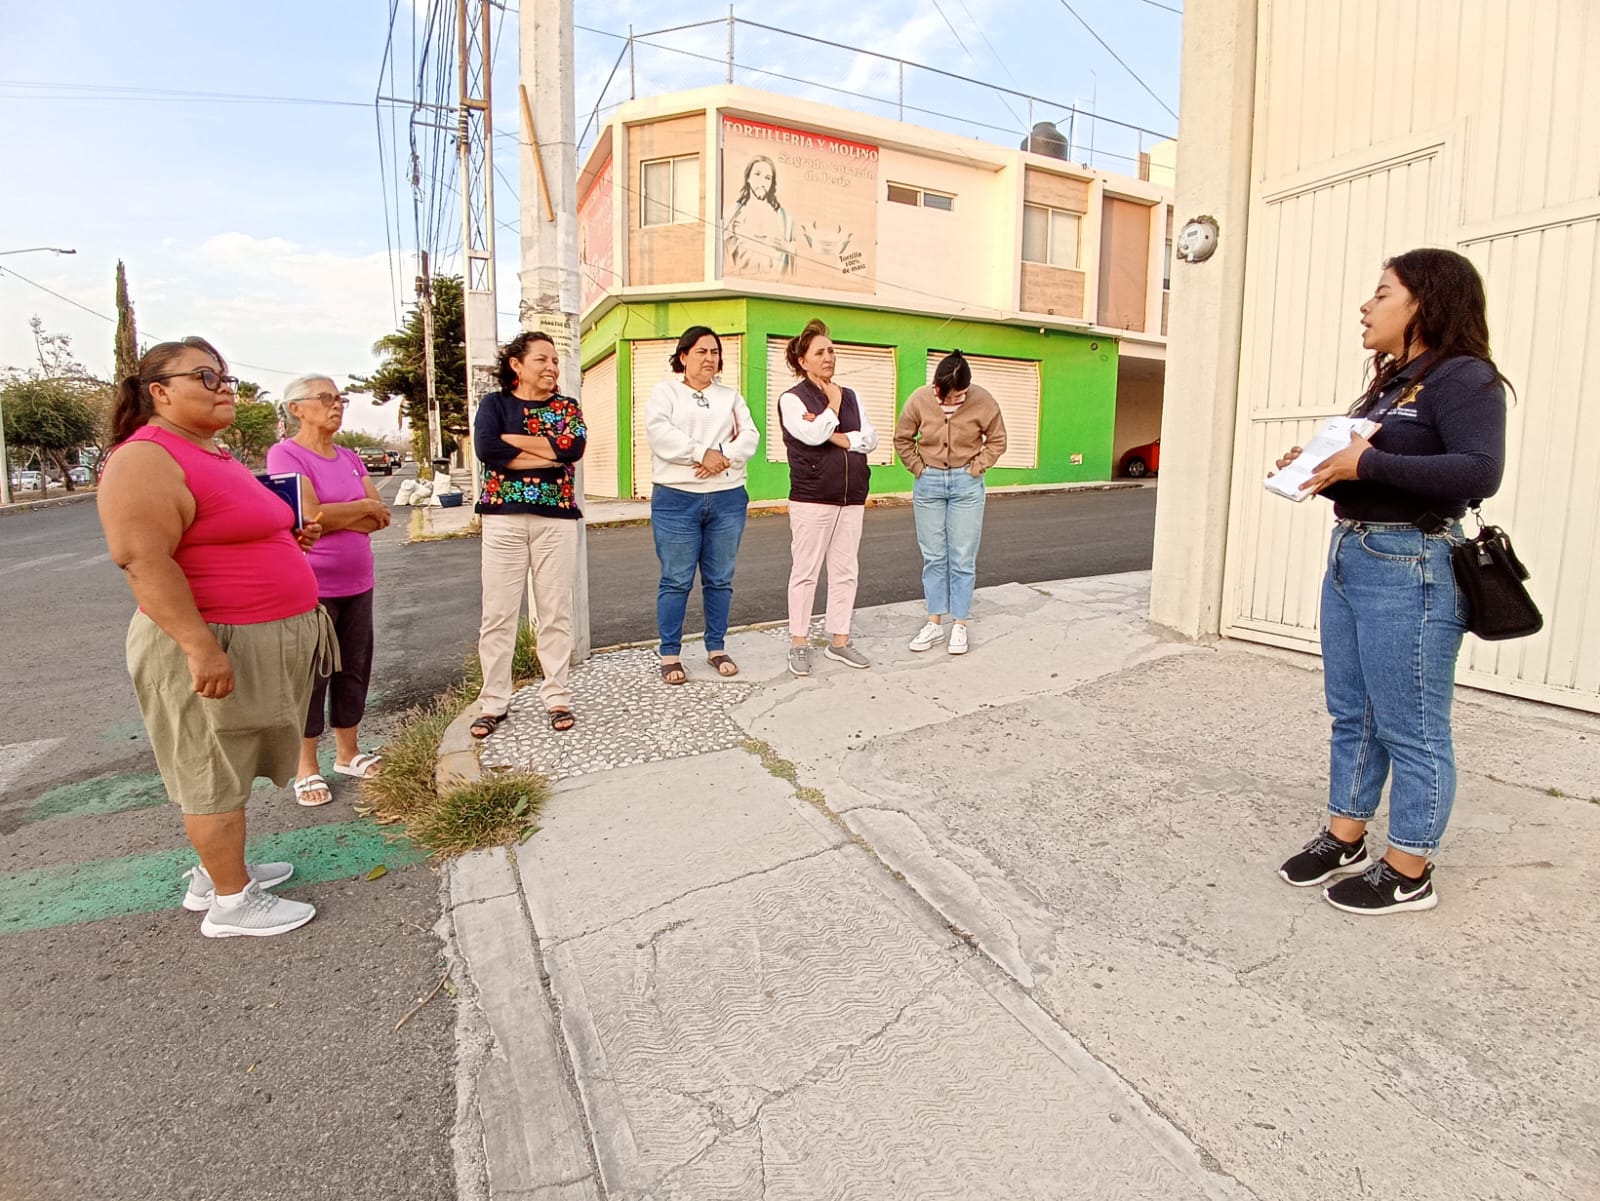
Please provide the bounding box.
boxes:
[267,375,392,807]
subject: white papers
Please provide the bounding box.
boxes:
[1264,417,1379,502]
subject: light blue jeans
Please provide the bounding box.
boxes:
[1320,520,1468,854]
[912,467,987,620]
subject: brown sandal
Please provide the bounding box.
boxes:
[659,660,687,685]
[706,653,739,677]
[548,708,576,732]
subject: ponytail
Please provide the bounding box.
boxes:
[109,375,153,447]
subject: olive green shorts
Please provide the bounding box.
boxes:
[126,608,329,815]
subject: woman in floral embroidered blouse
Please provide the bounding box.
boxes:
[471,331,587,736]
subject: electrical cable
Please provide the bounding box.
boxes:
[1053,0,1178,120]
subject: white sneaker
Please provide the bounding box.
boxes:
[181,862,295,912]
[947,624,969,655]
[199,881,316,939]
[908,621,946,652]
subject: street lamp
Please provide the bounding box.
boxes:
[0,246,78,504]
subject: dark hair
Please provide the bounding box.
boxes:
[497,331,557,392]
[735,155,781,212]
[670,326,723,374]
[932,350,972,399]
[110,336,227,447]
[1354,248,1514,414]
[784,319,831,377]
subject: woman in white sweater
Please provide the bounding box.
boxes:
[644,326,761,683]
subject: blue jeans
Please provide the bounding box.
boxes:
[1320,521,1468,854]
[652,484,749,656]
[912,467,987,620]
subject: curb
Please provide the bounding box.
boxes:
[436,707,483,792]
[0,489,98,519]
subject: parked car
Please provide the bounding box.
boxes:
[1119,438,1160,479]
[358,446,394,476]
[387,450,403,469]
[11,470,43,491]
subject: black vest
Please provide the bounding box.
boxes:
[781,378,870,506]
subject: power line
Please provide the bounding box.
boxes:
[928,0,1027,131]
[1053,0,1178,120]
[0,265,298,378]
[1132,0,1183,13]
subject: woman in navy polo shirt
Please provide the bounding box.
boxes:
[1273,248,1511,915]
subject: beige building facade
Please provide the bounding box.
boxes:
[1153,0,1600,712]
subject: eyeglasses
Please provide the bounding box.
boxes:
[296,392,349,407]
[690,389,710,408]
[154,367,240,393]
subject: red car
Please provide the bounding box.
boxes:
[1119,438,1160,478]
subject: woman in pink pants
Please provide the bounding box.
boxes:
[776,319,878,676]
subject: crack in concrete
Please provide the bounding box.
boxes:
[544,847,840,950]
[633,968,957,1198]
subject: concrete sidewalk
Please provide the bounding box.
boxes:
[441,573,1600,1201]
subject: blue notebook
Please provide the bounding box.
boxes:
[255,472,304,528]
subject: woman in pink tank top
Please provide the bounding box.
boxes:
[98,337,329,940]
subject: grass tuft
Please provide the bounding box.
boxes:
[463,620,540,693]
[408,773,550,858]
[357,683,548,856]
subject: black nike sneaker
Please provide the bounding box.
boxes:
[1324,860,1437,915]
[1278,828,1371,887]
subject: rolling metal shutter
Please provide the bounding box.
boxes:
[630,336,743,497]
[578,354,618,498]
[924,351,1040,469]
[766,337,896,465]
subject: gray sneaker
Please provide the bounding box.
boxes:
[199,881,316,939]
[824,642,871,669]
[182,862,295,912]
[787,645,812,677]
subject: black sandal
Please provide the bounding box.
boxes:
[659,661,687,685]
[548,709,576,732]
[470,713,503,739]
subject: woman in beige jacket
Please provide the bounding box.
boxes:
[893,351,1007,655]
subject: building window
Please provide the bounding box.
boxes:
[887,182,956,211]
[1022,203,1080,269]
[1163,234,1173,291]
[641,155,699,227]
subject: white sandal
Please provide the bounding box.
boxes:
[332,752,383,780]
[293,774,333,807]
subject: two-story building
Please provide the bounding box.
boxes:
[572,84,1173,501]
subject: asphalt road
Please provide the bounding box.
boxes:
[0,475,1154,1201]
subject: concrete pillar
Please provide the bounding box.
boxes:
[1147,0,1259,639]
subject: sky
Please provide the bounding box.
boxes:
[0,0,1181,438]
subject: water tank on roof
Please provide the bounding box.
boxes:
[1020,121,1069,159]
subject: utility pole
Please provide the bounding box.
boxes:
[520,0,590,660]
[457,0,497,500]
[417,251,442,462]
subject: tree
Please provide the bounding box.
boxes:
[3,318,112,490]
[348,274,466,450]
[234,381,268,404]
[2,378,97,497]
[113,261,139,386]
[223,400,280,466]
[333,429,385,450]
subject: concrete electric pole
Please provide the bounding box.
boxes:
[456,0,497,501]
[417,250,442,463]
[519,0,590,661]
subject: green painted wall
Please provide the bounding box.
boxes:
[579,297,1120,503]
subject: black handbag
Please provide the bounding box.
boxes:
[1450,506,1543,640]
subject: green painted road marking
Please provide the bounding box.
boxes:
[29,772,169,821]
[24,744,380,825]
[0,819,428,935]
